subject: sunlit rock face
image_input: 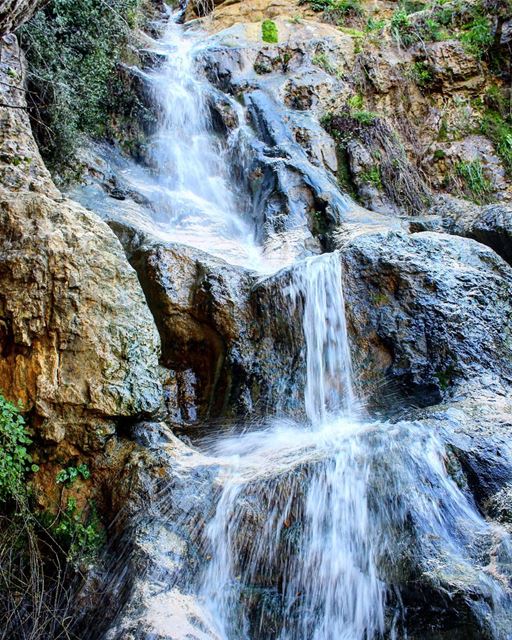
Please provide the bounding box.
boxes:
[0,33,162,452]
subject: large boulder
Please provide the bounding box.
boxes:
[107,225,305,426]
[341,231,512,407]
[0,193,162,446]
[430,196,512,267]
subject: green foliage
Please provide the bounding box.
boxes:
[410,61,434,87]
[401,0,427,12]
[366,16,386,32]
[312,51,337,74]
[0,395,37,503]
[459,15,494,58]
[481,110,512,175]
[348,94,364,110]
[391,9,414,45]
[49,498,105,566]
[456,159,494,203]
[301,0,363,24]
[347,94,378,124]
[19,0,145,171]
[56,464,91,487]
[351,110,379,125]
[262,19,279,43]
[360,165,382,188]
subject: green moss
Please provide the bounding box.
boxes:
[262,19,279,43]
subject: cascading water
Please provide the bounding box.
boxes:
[198,253,384,640]
[75,9,512,639]
[147,20,256,253]
[130,13,511,640]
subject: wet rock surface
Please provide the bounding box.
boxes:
[342,230,512,407]
[106,223,307,425]
[1,1,512,638]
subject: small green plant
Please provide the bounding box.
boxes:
[348,94,364,110]
[0,395,38,503]
[391,8,414,45]
[410,61,434,87]
[312,51,337,74]
[46,498,105,566]
[481,110,512,175]
[352,110,379,125]
[366,16,386,32]
[456,159,494,204]
[459,15,494,59]
[262,19,279,43]
[56,464,91,487]
[433,149,446,161]
[347,94,378,125]
[334,0,364,20]
[360,165,383,188]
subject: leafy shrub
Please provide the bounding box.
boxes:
[410,61,434,87]
[262,19,278,43]
[19,0,148,172]
[0,395,37,503]
[47,497,105,566]
[459,15,494,58]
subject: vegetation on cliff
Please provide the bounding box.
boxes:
[19,0,154,173]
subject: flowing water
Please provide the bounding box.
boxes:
[88,10,512,639]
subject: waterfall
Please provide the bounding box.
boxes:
[77,10,512,639]
[289,253,357,424]
[199,248,386,640]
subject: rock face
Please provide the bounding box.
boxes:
[75,422,221,640]
[0,0,44,35]
[0,33,162,452]
[108,225,306,426]
[430,196,512,267]
[341,231,512,407]
[0,193,162,445]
